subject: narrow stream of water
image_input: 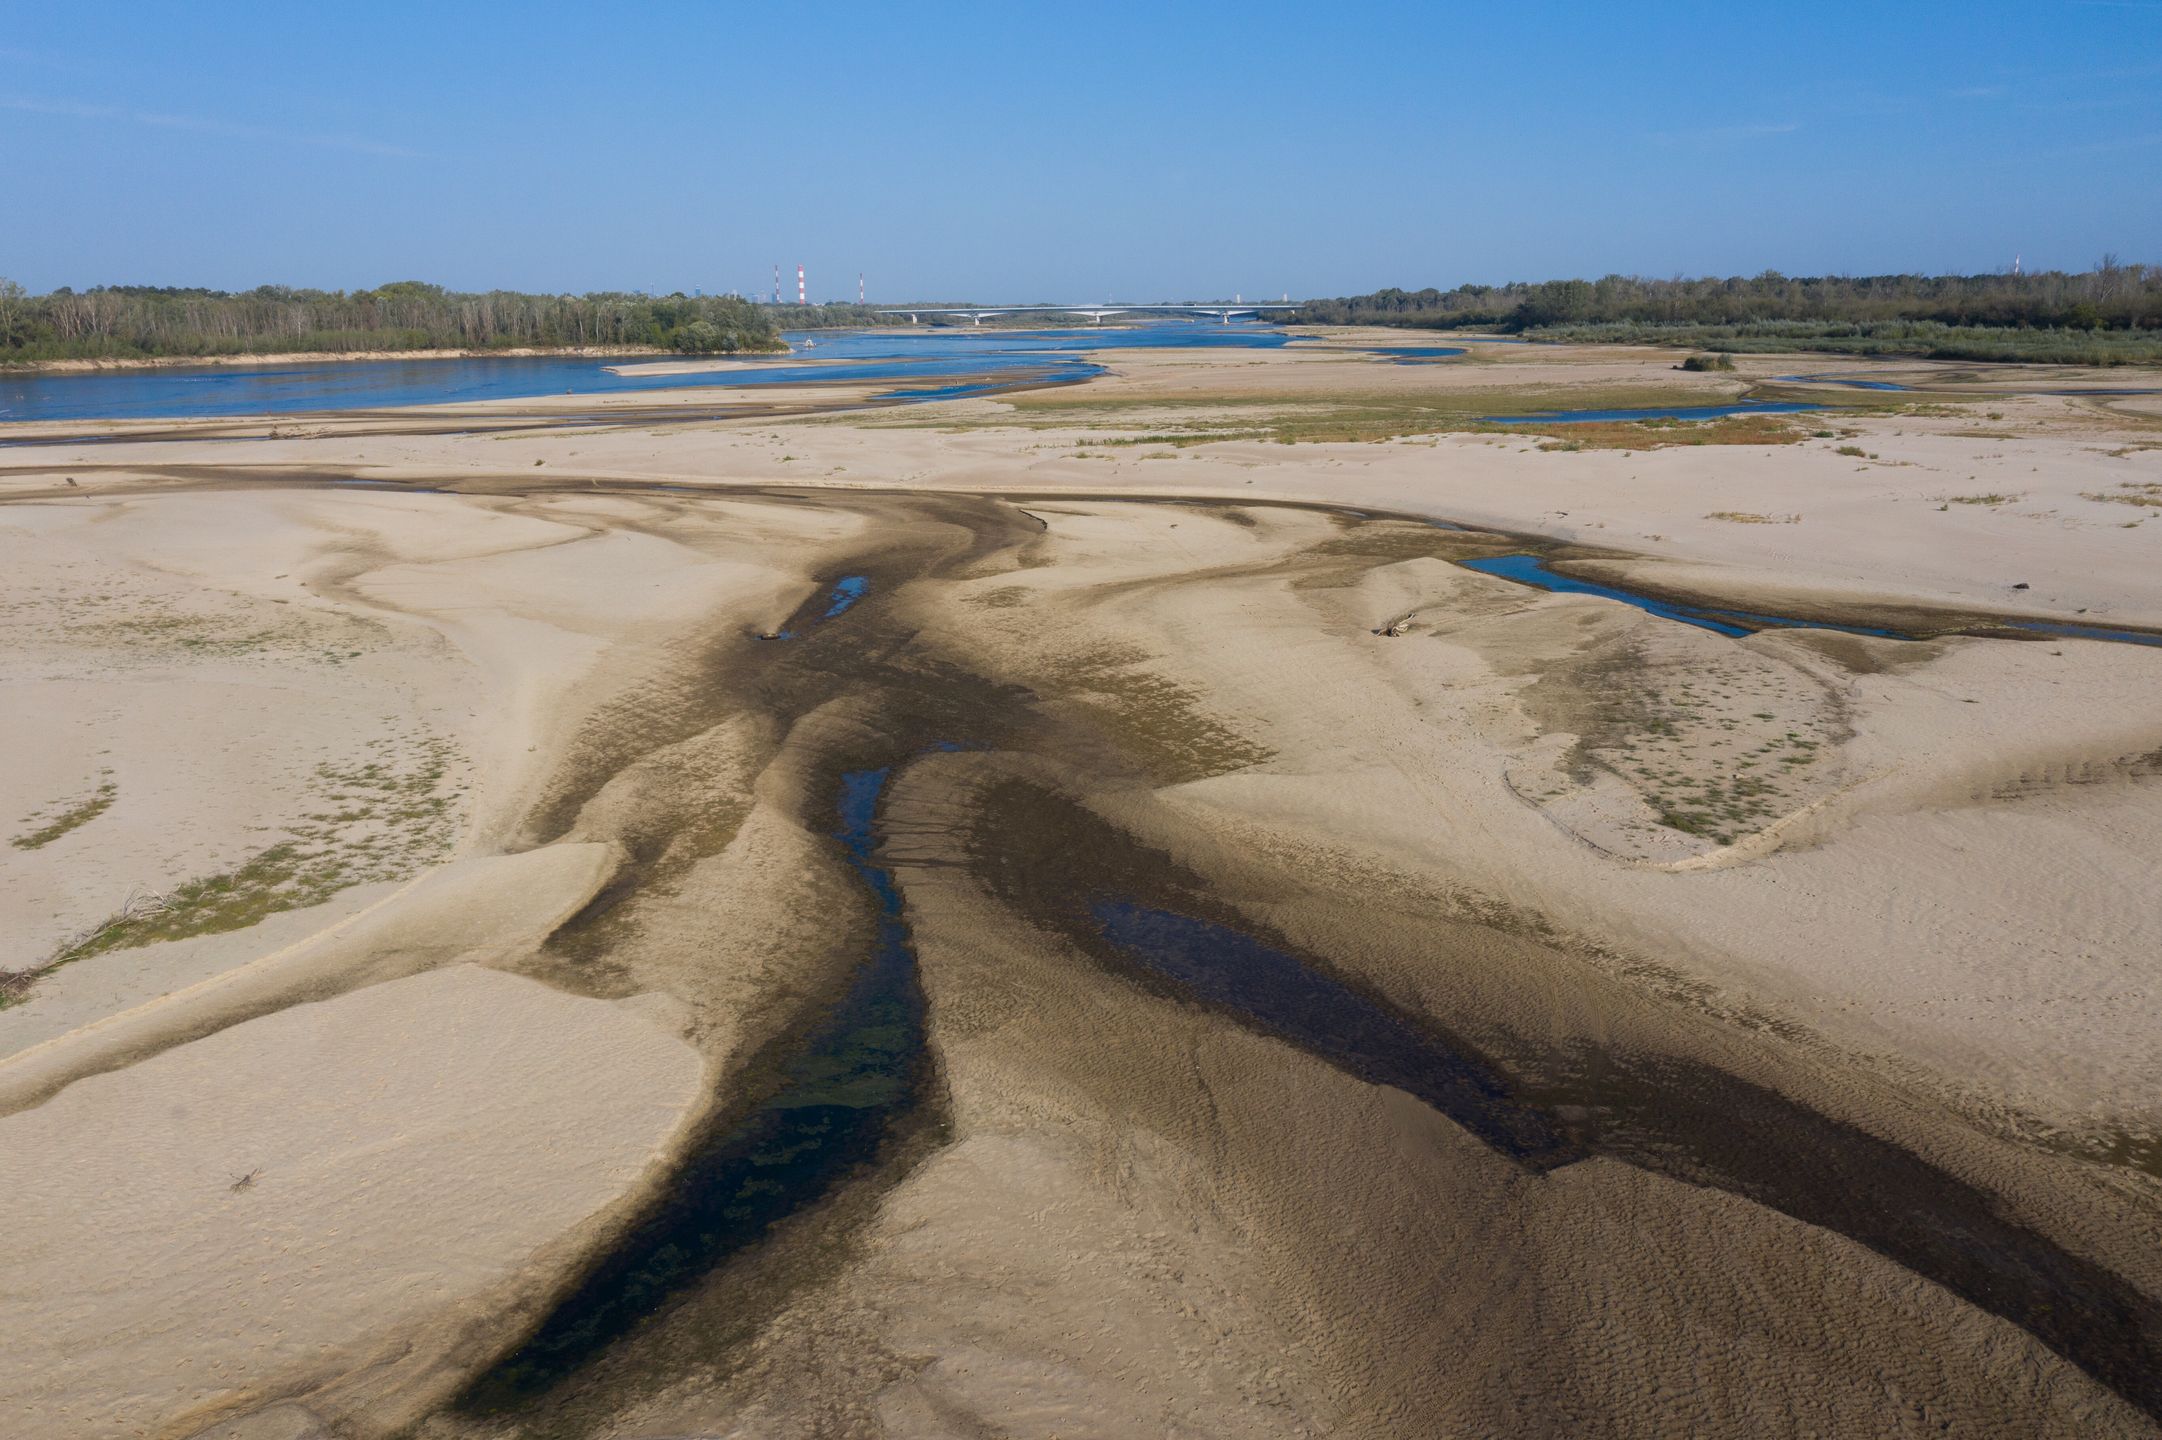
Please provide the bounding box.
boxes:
[457,761,930,1409]
[1463,552,2162,647]
[1459,554,1900,640]
[1369,345,1468,362]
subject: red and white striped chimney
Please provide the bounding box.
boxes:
[797,265,806,306]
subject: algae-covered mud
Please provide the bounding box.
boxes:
[4,333,2161,1438]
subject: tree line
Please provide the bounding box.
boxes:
[1287,262,2162,363]
[0,280,783,363]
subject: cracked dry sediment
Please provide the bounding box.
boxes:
[5,478,2160,1439]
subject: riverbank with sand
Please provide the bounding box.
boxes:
[2,332,2158,1437]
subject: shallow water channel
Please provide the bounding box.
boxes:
[1464,551,2162,647]
[459,762,931,1408]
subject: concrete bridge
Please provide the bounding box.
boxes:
[880,301,1300,327]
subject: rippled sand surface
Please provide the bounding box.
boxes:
[3,334,2159,1438]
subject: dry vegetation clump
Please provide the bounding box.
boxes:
[1704,512,1801,525]
[2082,482,2162,508]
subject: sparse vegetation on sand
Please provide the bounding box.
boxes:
[3,737,460,1008]
[2083,482,2162,508]
[1049,641,1273,783]
[977,388,1827,450]
[10,772,117,851]
[1535,415,1807,451]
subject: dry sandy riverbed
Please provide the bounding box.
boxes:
[1,334,2158,1437]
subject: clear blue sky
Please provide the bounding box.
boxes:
[4,1,2157,300]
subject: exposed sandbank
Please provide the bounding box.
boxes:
[2,333,2158,1436]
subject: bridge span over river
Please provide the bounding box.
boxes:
[880,301,1300,326]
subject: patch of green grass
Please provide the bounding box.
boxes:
[7,737,461,1008]
[11,773,117,851]
[992,385,1785,448]
[52,842,333,959]
[1096,429,1274,448]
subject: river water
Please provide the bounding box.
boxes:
[0,322,1290,423]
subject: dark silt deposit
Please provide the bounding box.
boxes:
[967,775,2162,1424]
[1090,898,1575,1166]
[457,763,933,1409]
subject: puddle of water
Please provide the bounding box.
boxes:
[758,574,871,641]
[822,575,870,618]
[458,763,928,1408]
[1776,373,1911,391]
[1370,346,1467,362]
[1483,401,1825,424]
[1091,899,1573,1166]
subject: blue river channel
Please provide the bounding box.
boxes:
[0,322,1290,423]
[1462,552,2162,647]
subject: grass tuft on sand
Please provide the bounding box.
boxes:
[11,773,118,851]
[2083,482,2162,508]
[1534,415,1807,452]
[3,737,461,1009]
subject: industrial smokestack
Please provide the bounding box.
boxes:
[859,272,865,305]
[798,265,807,306]
[773,265,780,305]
